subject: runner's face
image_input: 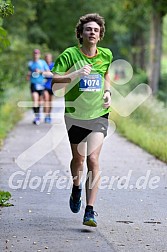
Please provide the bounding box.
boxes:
[81,21,100,46]
[33,52,40,60]
[45,54,52,64]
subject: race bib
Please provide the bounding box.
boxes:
[79,74,102,92]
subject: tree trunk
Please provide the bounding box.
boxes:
[138,33,146,71]
[131,33,139,72]
[131,31,146,72]
[148,7,163,94]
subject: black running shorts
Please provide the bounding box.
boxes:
[30,83,44,96]
[64,113,109,144]
[44,88,53,95]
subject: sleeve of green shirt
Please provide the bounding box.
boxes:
[107,49,113,71]
[51,49,72,74]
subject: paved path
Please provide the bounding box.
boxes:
[0,97,167,252]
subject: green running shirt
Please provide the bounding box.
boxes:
[52,45,113,120]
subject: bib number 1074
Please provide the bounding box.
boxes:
[83,79,100,87]
[79,74,102,92]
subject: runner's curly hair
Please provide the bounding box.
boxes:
[75,13,105,44]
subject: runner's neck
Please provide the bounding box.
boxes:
[80,45,97,57]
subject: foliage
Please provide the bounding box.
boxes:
[157,73,167,103]
[151,0,167,14]
[0,0,14,52]
[111,70,148,97]
[3,0,36,38]
[110,96,167,163]
[0,85,30,146]
[108,0,150,61]
[0,26,10,51]
[35,0,114,51]
[0,43,28,97]
[162,14,167,54]
[0,0,14,17]
[0,191,13,207]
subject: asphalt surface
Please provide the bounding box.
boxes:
[0,97,167,252]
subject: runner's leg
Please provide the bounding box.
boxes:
[86,132,104,206]
[70,143,86,186]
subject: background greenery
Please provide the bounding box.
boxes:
[0,0,167,161]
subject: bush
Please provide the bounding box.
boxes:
[110,96,167,163]
[0,191,13,207]
[0,86,30,146]
[157,73,167,103]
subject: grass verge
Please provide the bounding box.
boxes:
[110,96,167,163]
[0,86,30,147]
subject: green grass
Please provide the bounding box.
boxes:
[0,191,13,207]
[110,96,167,163]
[0,86,30,147]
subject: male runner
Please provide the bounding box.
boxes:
[27,49,50,125]
[52,13,113,227]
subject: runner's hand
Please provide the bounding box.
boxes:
[35,69,41,73]
[103,92,111,108]
[77,65,92,77]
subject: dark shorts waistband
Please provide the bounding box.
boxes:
[64,114,109,144]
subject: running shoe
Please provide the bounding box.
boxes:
[44,116,51,124]
[69,192,82,213]
[33,118,40,125]
[83,210,98,227]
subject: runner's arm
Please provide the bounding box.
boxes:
[51,64,92,91]
[103,72,111,108]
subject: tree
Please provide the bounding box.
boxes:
[110,0,150,70]
[3,0,37,41]
[148,0,167,94]
[35,0,114,51]
[0,0,14,52]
